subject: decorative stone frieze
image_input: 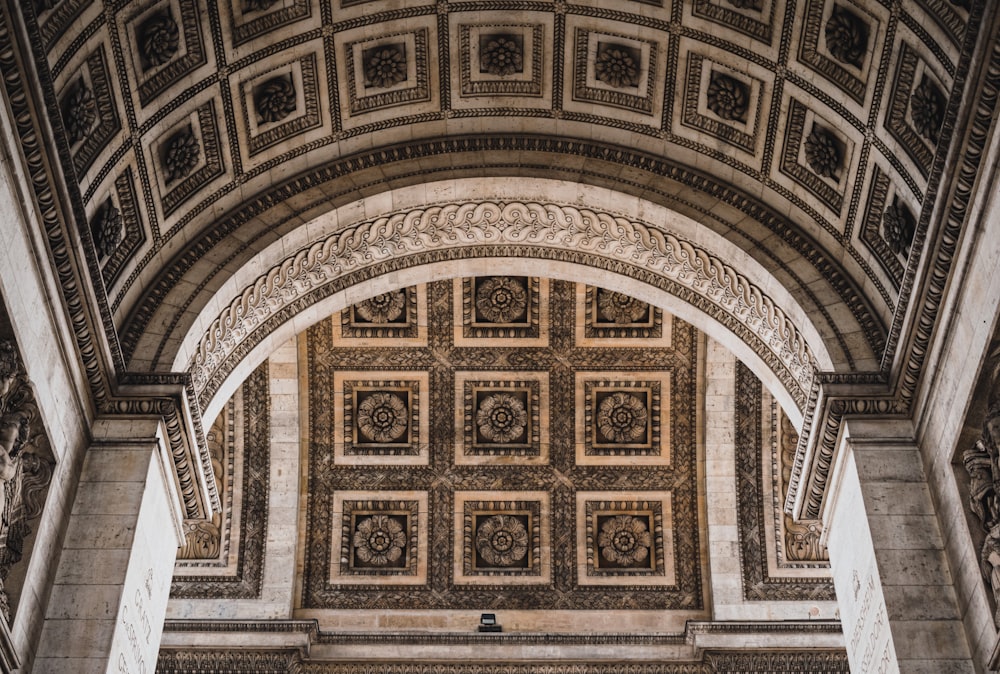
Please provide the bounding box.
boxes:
[155,648,849,672]
[964,340,1000,626]
[0,340,54,620]
[736,361,833,599]
[172,364,268,598]
[189,202,816,412]
[779,413,828,563]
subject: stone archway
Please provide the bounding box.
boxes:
[170,179,838,427]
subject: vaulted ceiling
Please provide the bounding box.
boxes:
[19,0,975,388]
[6,0,991,528]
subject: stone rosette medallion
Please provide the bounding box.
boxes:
[576,493,674,586]
[333,371,430,465]
[331,492,428,585]
[454,277,548,345]
[338,23,434,119]
[568,22,661,118]
[453,492,550,585]
[576,286,672,346]
[454,371,549,465]
[575,372,671,465]
[333,285,427,346]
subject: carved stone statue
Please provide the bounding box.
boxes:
[0,340,53,621]
[967,340,1000,627]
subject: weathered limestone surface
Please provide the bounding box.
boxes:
[32,419,184,674]
[825,420,975,673]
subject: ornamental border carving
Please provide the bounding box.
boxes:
[154,648,850,673]
[188,201,817,412]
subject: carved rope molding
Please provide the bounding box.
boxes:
[188,201,817,407]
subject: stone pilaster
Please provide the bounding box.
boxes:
[32,418,185,674]
[824,419,974,673]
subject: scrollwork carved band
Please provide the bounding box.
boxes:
[189,202,817,413]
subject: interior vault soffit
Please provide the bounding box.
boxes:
[13,0,981,381]
[4,0,997,526]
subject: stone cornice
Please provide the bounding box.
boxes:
[0,5,218,519]
[787,0,1000,520]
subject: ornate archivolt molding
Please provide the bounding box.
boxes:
[787,0,999,521]
[188,201,818,411]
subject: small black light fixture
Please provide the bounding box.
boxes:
[478,613,502,633]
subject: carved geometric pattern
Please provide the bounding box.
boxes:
[226,0,312,47]
[155,101,225,216]
[860,165,905,290]
[65,47,120,176]
[345,29,431,115]
[885,41,941,179]
[156,649,852,673]
[453,493,549,583]
[779,99,847,213]
[35,0,89,51]
[778,411,829,564]
[171,362,269,599]
[455,276,547,345]
[340,286,421,340]
[459,24,544,97]
[240,52,321,156]
[689,0,777,43]
[577,493,673,585]
[331,493,426,585]
[454,372,548,464]
[101,167,146,289]
[915,0,968,47]
[573,28,658,114]
[333,372,429,465]
[126,0,208,106]
[303,280,702,609]
[330,286,428,348]
[579,286,669,344]
[797,0,873,104]
[735,360,834,601]
[575,373,670,465]
[682,53,761,154]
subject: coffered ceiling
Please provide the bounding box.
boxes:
[170,278,832,637]
[13,0,979,399]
